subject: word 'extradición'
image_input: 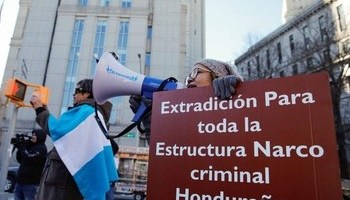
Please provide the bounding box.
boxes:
[160,91,315,114]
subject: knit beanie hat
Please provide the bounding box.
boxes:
[193,59,243,81]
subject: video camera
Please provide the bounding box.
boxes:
[10,133,33,147]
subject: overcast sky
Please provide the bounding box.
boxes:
[205,0,283,61]
[0,0,19,84]
[0,0,284,83]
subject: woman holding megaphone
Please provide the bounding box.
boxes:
[129,58,244,144]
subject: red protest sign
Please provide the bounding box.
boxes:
[147,72,342,200]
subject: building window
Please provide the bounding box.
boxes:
[90,20,106,76]
[279,71,285,77]
[277,42,282,64]
[61,19,85,113]
[256,55,260,77]
[346,76,350,90]
[117,20,129,65]
[318,15,327,41]
[101,0,110,7]
[78,0,88,6]
[337,5,347,31]
[343,39,350,53]
[247,60,251,78]
[323,49,330,61]
[147,26,153,39]
[265,49,270,69]
[144,52,151,76]
[109,20,130,124]
[292,64,298,75]
[303,25,310,49]
[121,0,131,8]
[307,57,314,69]
[145,52,151,67]
[289,34,295,55]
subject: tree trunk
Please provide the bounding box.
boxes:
[331,85,349,178]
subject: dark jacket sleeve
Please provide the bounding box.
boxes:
[16,149,22,163]
[35,108,51,136]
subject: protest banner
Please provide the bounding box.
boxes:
[147,72,342,200]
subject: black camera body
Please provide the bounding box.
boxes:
[11,133,32,147]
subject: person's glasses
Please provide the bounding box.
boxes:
[185,67,212,85]
[74,88,85,94]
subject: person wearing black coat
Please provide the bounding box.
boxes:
[30,79,117,200]
[14,129,47,200]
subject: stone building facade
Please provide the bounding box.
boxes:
[0,0,205,147]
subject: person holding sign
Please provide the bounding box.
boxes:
[130,58,243,144]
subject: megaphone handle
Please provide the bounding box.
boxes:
[132,77,176,122]
[132,101,147,122]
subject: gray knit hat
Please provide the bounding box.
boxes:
[193,59,243,81]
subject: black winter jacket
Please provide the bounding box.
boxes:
[16,129,47,185]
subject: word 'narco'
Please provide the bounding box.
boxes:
[161,91,315,114]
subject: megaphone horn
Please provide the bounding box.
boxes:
[92,52,184,105]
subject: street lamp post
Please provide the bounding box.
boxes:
[0,105,18,193]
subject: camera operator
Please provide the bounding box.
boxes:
[14,129,47,200]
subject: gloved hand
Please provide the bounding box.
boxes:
[212,75,240,99]
[129,95,152,113]
[129,95,152,144]
[129,95,142,113]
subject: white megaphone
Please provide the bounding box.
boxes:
[93,52,184,121]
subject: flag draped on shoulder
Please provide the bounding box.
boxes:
[48,104,118,200]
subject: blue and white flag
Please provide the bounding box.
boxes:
[48,105,118,200]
